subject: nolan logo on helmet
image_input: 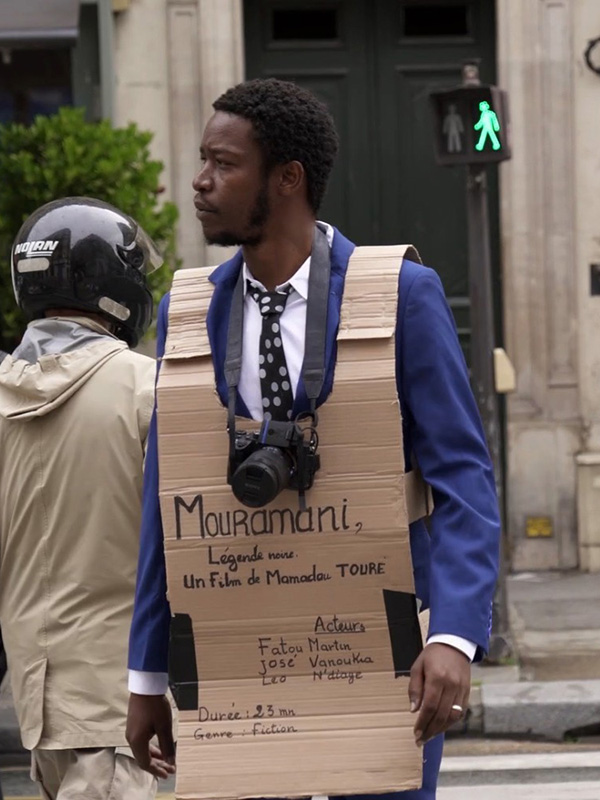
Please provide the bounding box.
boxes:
[14,240,59,257]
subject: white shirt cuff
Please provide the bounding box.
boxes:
[128,669,169,695]
[426,634,477,662]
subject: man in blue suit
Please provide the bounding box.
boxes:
[126,78,500,798]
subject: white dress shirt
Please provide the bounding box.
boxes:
[239,231,319,418]
[128,222,475,696]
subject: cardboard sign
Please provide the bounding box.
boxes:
[158,248,425,800]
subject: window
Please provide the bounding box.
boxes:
[271,8,338,41]
[403,3,469,38]
[0,49,72,124]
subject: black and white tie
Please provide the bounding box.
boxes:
[248,282,294,422]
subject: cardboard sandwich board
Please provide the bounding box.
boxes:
[157,246,428,800]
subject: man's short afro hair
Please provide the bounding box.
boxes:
[213,78,339,214]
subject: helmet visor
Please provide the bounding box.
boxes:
[135,227,164,275]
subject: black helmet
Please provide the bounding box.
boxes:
[11,197,163,347]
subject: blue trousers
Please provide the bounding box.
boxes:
[335,735,444,800]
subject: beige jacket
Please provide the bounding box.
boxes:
[0,318,155,750]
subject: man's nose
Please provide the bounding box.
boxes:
[192,164,212,192]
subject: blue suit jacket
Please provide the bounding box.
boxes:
[128,227,500,673]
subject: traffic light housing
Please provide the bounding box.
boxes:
[429,84,511,166]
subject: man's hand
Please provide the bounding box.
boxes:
[126,693,176,779]
[408,643,470,746]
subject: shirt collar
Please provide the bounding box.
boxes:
[243,221,333,301]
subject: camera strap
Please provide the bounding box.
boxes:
[302,223,331,414]
[225,271,245,463]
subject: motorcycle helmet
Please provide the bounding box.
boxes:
[11,197,163,347]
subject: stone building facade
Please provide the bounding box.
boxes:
[109,0,600,573]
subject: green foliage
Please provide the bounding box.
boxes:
[0,107,178,349]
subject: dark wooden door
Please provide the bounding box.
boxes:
[244,1,376,243]
[244,0,499,355]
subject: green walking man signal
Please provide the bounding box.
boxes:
[474,100,501,151]
[429,84,511,166]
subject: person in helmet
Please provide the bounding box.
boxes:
[0,197,172,799]
[0,625,4,800]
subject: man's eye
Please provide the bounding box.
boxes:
[216,159,229,167]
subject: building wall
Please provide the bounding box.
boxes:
[113,0,243,270]
[113,0,172,193]
[111,0,600,571]
[497,0,600,572]
[497,0,580,570]
[574,1,600,570]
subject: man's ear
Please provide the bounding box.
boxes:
[276,160,306,198]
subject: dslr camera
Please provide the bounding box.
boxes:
[228,416,320,508]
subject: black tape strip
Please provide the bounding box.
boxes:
[168,613,199,711]
[382,590,423,677]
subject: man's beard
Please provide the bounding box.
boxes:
[204,182,270,247]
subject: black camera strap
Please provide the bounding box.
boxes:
[302,224,331,414]
[224,224,331,448]
[224,269,245,462]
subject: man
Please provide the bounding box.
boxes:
[0,197,170,799]
[127,79,500,799]
[0,622,4,800]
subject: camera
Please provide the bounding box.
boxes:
[228,416,320,508]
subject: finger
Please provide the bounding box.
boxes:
[443,693,465,737]
[408,654,425,713]
[150,744,175,775]
[157,726,176,766]
[148,758,171,780]
[129,736,152,772]
[446,677,471,730]
[444,687,470,733]
[460,683,471,715]
[422,684,462,743]
[149,743,175,770]
[414,679,443,745]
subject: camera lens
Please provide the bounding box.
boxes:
[231,446,292,508]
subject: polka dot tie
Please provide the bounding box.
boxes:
[248,281,294,422]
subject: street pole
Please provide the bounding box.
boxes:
[462,62,512,661]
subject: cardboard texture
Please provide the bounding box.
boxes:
[157,246,428,800]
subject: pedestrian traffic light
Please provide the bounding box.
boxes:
[429,85,511,166]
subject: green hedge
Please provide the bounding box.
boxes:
[0,107,178,349]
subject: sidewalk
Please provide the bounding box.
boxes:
[507,570,600,681]
[463,570,600,739]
